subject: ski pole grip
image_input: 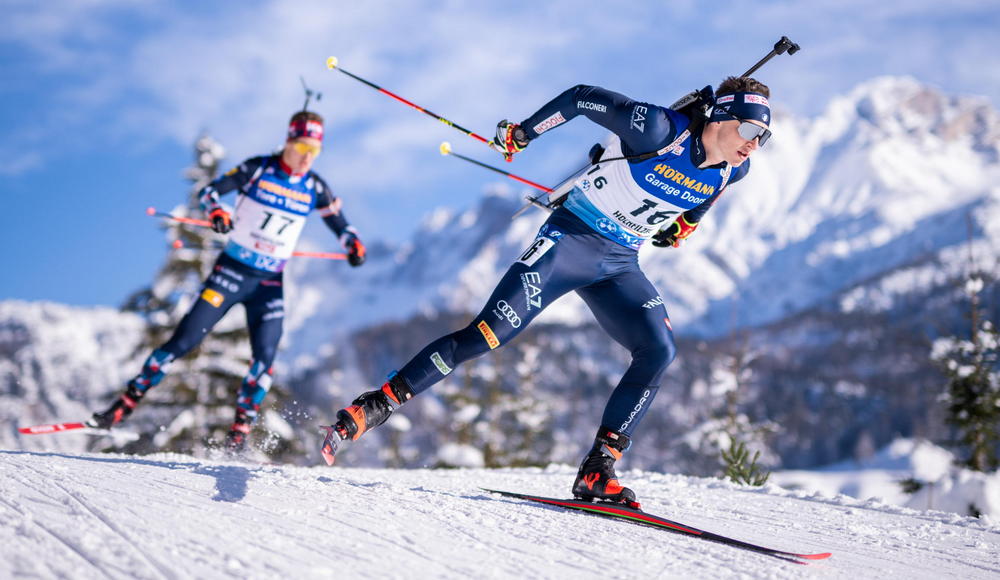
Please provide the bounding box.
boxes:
[774,36,800,56]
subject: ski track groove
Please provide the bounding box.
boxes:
[31,518,114,579]
[1,469,113,578]
[402,489,599,576]
[319,490,474,576]
[17,459,177,580]
[50,479,179,580]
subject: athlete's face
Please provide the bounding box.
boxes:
[282,137,322,175]
[713,120,767,167]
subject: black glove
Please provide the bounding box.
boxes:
[651,216,699,248]
[345,235,366,267]
[489,120,529,161]
[208,208,233,234]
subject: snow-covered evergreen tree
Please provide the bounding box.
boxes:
[931,274,1000,472]
[679,336,778,480]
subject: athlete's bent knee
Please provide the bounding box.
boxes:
[638,338,676,374]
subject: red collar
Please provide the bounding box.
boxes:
[278,157,306,178]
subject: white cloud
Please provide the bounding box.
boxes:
[0,150,43,177]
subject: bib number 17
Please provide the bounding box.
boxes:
[260,211,295,235]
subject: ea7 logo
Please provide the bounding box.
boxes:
[631,105,648,132]
[520,272,543,310]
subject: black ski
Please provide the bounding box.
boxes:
[482,489,831,564]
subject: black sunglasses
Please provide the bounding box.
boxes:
[720,111,771,147]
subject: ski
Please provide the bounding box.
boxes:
[18,421,140,441]
[482,489,831,563]
[18,422,88,435]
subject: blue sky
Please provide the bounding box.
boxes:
[2,0,998,306]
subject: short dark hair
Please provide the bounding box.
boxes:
[716,76,770,98]
[290,110,324,125]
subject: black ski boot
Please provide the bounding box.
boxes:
[225,407,254,453]
[87,384,144,429]
[321,375,414,465]
[572,427,639,508]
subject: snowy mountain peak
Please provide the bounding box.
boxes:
[826,76,1000,156]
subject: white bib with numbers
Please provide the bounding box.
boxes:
[229,196,307,260]
[564,135,728,250]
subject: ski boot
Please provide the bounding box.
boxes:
[87,384,144,429]
[572,427,640,509]
[320,375,414,465]
[224,407,255,453]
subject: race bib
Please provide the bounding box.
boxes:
[229,196,307,260]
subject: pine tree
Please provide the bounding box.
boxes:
[721,440,770,486]
[709,335,776,485]
[931,274,1000,472]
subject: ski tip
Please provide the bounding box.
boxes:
[796,552,832,560]
[439,141,452,155]
[326,56,339,70]
[146,206,157,216]
[18,422,87,435]
[319,425,339,466]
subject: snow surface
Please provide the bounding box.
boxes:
[2,449,998,579]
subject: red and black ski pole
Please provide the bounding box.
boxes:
[438,142,552,193]
[326,57,510,159]
[146,206,211,228]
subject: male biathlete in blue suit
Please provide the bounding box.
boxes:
[323,76,772,504]
[90,111,367,451]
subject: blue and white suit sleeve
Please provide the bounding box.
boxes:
[197,156,266,214]
[312,174,358,247]
[517,85,677,155]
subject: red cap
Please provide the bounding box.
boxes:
[288,118,324,141]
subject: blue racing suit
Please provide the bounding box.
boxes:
[130,155,360,421]
[394,85,750,438]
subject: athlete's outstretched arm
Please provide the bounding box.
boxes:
[517,85,675,153]
[312,175,356,239]
[197,156,267,214]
